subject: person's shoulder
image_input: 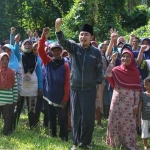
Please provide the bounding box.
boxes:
[90,45,101,56]
[142,92,150,99]
[8,68,15,75]
[64,61,70,69]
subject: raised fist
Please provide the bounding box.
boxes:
[55,18,63,28]
[11,27,16,34]
[130,33,136,40]
[33,30,38,38]
[140,45,149,52]
[111,52,118,64]
[42,27,50,39]
[14,34,20,43]
[27,29,31,35]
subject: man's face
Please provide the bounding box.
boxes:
[79,31,92,48]
[132,38,139,48]
[51,48,62,60]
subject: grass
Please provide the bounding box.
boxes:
[0,111,145,150]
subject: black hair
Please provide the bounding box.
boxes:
[1,41,6,46]
[133,37,140,43]
[144,77,150,84]
[121,44,132,54]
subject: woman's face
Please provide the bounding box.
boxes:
[24,41,32,50]
[1,55,9,67]
[121,53,131,66]
[118,43,123,48]
[62,52,68,57]
[91,42,97,48]
[99,45,105,52]
[142,40,149,45]
[3,47,11,56]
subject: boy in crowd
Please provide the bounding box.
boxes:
[138,77,150,150]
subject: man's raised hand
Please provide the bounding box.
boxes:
[55,18,63,32]
[110,28,118,40]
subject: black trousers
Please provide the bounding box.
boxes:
[48,104,68,140]
[42,100,49,127]
[1,104,14,135]
[70,87,96,146]
[34,96,43,125]
[14,96,37,129]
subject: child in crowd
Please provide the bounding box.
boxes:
[138,77,150,150]
[0,53,18,135]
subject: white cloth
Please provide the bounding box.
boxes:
[17,56,38,96]
[43,96,62,108]
[141,119,150,138]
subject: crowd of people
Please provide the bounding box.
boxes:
[0,18,150,150]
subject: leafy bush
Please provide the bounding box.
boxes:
[121,5,148,32]
[124,21,150,41]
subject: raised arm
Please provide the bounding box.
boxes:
[136,45,147,65]
[14,33,21,61]
[106,52,118,89]
[55,18,76,54]
[33,30,40,43]
[129,34,136,46]
[10,27,16,46]
[106,28,118,57]
[38,27,51,66]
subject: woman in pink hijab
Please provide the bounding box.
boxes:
[106,49,141,150]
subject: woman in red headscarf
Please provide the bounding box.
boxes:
[106,49,142,150]
[0,53,18,135]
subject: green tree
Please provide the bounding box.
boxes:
[61,0,127,42]
[121,5,148,32]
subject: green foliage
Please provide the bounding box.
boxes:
[51,0,74,15]
[140,60,149,72]
[62,0,127,42]
[124,20,150,41]
[121,5,148,32]
[0,0,149,43]
[0,0,62,41]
